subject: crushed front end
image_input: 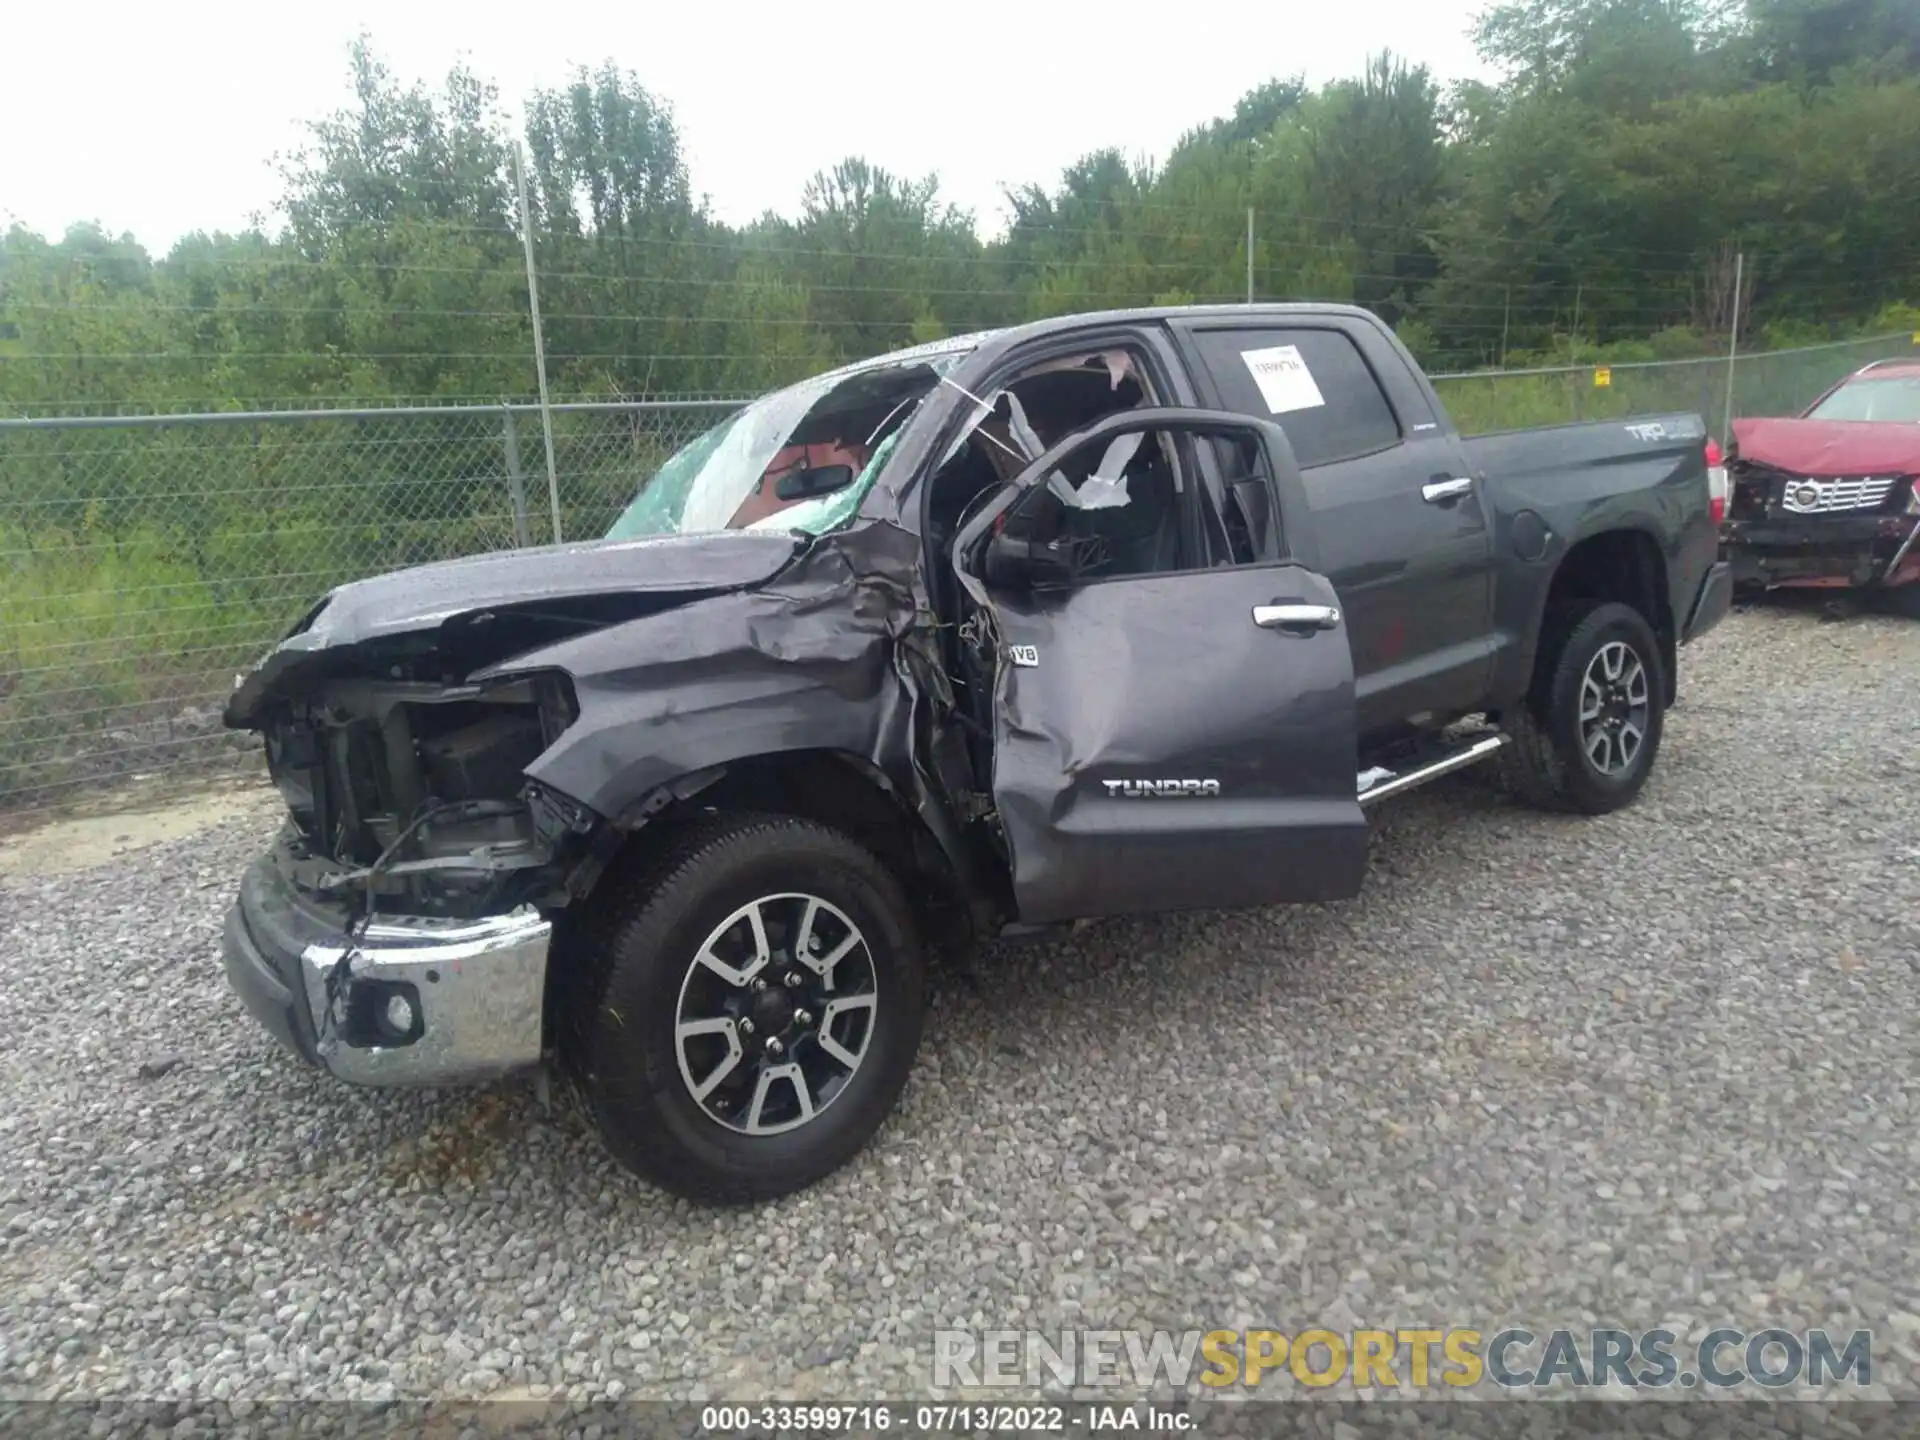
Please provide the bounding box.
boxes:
[222,663,604,1087]
[1723,461,1920,591]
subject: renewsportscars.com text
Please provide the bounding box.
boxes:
[932,1327,1874,1391]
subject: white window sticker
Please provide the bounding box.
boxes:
[1240,344,1325,415]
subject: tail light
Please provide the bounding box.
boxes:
[1705,438,1728,526]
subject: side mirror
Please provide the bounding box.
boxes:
[774,463,855,502]
[982,526,1080,590]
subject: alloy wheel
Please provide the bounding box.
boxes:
[1578,639,1650,776]
[672,893,879,1136]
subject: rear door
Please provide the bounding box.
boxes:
[952,408,1370,925]
[1170,316,1496,739]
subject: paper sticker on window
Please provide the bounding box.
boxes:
[1240,345,1325,415]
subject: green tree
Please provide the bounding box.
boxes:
[788,158,984,358]
[1744,0,1920,81]
[1296,52,1447,322]
[523,62,715,397]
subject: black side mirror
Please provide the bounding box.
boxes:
[773,463,855,502]
[982,527,1080,590]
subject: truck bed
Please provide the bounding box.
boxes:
[1461,412,1709,501]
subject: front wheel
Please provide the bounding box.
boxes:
[561,812,927,1204]
[1500,600,1667,814]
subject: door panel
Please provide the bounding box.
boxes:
[1298,441,1498,736]
[989,565,1368,925]
[1173,321,1496,738]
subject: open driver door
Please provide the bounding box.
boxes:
[951,407,1370,925]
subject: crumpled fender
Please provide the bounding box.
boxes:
[471,522,946,830]
[223,529,804,729]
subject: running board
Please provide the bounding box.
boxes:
[1357,733,1509,807]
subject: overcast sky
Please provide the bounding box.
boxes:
[2,0,1492,251]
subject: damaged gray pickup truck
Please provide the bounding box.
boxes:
[220,303,1732,1202]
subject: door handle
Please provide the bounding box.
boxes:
[1422,476,1474,503]
[1253,602,1341,632]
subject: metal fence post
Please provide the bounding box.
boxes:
[1245,208,1255,305]
[512,141,563,544]
[1722,250,1745,445]
[501,405,533,548]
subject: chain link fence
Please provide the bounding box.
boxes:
[0,400,739,806]
[4,328,1915,809]
[1431,330,1918,438]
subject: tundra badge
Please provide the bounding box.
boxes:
[1103,779,1222,797]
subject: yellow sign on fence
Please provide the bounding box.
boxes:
[1594,367,1613,388]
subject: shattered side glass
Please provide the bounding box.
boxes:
[605,337,991,542]
[606,377,833,540]
[603,414,744,539]
[745,430,905,535]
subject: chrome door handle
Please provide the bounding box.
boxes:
[1422,476,1474,502]
[1253,603,1341,631]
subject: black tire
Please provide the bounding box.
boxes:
[1873,584,1920,621]
[1500,600,1667,815]
[560,811,926,1205]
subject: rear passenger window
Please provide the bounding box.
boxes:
[1189,328,1401,468]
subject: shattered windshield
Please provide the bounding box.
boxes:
[606,336,990,540]
[1808,376,1920,424]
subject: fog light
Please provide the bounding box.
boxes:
[385,993,417,1034]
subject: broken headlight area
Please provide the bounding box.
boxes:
[1728,461,1920,522]
[265,669,594,918]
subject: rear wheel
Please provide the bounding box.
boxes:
[1873,584,1920,620]
[1501,600,1666,814]
[561,812,926,1204]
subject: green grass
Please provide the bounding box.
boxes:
[0,510,547,802]
[1435,332,1919,437]
[0,406,692,804]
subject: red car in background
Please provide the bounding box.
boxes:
[1722,357,1920,602]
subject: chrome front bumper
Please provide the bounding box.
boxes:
[221,842,551,1087]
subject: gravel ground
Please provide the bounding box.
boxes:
[3,600,1919,1411]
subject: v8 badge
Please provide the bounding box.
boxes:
[1008,645,1040,668]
